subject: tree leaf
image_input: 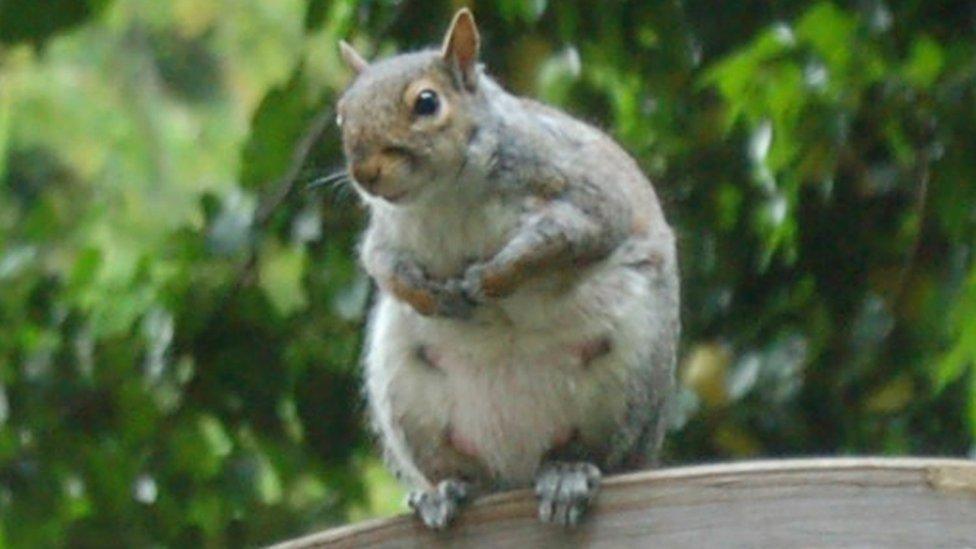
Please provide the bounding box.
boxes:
[239,67,317,191]
[0,0,114,46]
[903,36,944,88]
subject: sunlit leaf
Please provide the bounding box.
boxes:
[796,2,856,74]
[259,241,308,316]
[903,36,944,88]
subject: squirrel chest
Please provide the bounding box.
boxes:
[369,192,522,279]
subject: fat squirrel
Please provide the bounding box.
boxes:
[336,9,679,529]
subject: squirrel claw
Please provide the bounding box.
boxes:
[535,462,601,527]
[408,479,471,530]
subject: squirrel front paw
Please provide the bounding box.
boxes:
[407,479,471,530]
[461,262,519,302]
[384,259,474,319]
[535,461,601,527]
[431,279,476,319]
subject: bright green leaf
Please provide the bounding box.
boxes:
[259,241,308,316]
[903,36,944,88]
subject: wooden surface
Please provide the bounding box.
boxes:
[272,458,976,548]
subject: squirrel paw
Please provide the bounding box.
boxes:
[459,263,488,303]
[433,279,476,319]
[535,461,601,527]
[461,262,517,302]
[407,479,471,530]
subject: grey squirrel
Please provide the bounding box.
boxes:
[336,9,679,529]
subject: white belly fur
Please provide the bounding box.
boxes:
[364,244,667,486]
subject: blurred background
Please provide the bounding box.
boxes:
[0,0,974,546]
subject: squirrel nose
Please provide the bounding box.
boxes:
[352,161,381,189]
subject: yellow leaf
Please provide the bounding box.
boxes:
[865,376,915,413]
[681,343,732,407]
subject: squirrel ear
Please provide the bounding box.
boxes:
[339,40,369,74]
[441,8,480,91]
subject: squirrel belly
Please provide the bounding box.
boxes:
[363,236,678,488]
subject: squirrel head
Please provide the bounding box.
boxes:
[336,9,485,205]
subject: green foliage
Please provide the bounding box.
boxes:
[0,0,974,546]
[240,68,321,191]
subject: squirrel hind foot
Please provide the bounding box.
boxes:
[535,461,601,527]
[408,478,471,530]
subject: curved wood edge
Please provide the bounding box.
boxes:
[270,457,976,548]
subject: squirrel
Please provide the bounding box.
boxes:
[335,9,679,529]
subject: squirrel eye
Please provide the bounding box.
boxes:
[413,89,440,117]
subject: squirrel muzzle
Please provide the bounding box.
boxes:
[350,147,415,202]
[351,159,382,189]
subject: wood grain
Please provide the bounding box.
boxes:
[271,458,976,548]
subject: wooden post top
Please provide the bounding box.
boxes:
[272,457,976,548]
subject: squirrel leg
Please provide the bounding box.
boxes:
[365,249,474,318]
[463,201,620,301]
[534,461,602,527]
[407,478,472,530]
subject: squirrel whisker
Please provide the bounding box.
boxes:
[305,169,351,191]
